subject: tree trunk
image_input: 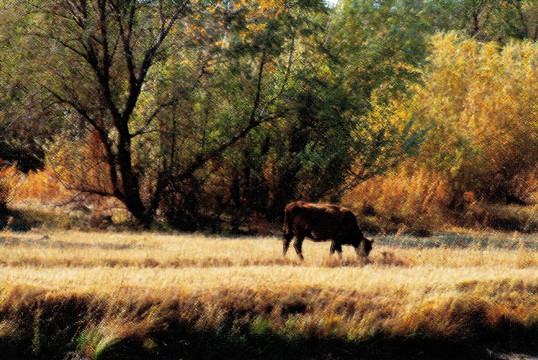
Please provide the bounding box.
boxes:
[116,120,152,227]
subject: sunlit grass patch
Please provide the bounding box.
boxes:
[0,230,536,359]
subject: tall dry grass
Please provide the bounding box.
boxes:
[343,167,453,232]
[0,230,537,358]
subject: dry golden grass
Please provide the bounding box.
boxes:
[1,230,537,296]
[0,230,537,358]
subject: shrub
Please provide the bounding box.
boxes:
[0,164,21,212]
[416,33,538,202]
[345,34,538,231]
[344,165,451,232]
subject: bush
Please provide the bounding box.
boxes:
[344,34,538,232]
[344,166,451,233]
[416,33,538,202]
[0,164,20,213]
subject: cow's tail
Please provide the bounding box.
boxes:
[282,206,295,256]
[283,206,294,240]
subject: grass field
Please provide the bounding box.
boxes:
[0,230,537,359]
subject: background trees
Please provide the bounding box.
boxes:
[1,0,537,231]
[416,33,538,203]
[345,32,538,232]
[5,0,333,227]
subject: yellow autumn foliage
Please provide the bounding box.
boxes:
[346,33,538,230]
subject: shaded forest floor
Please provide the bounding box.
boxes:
[2,200,538,237]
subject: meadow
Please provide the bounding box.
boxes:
[0,230,537,359]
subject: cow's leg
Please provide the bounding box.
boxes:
[283,233,293,256]
[354,245,361,258]
[330,241,342,258]
[333,242,343,259]
[354,243,368,260]
[293,235,305,261]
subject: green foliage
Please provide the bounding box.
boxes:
[1,0,536,229]
[0,1,54,172]
[330,0,431,102]
[350,91,430,181]
[423,0,538,42]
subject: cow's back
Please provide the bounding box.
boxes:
[284,202,346,241]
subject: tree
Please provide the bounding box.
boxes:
[148,0,344,224]
[12,0,326,226]
[322,0,432,188]
[423,0,538,42]
[416,32,538,202]
[0,0,58,172]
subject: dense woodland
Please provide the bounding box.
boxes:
[0,0,537,232]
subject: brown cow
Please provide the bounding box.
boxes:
[283,201,373,260]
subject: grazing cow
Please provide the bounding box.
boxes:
[283,201,373,260]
